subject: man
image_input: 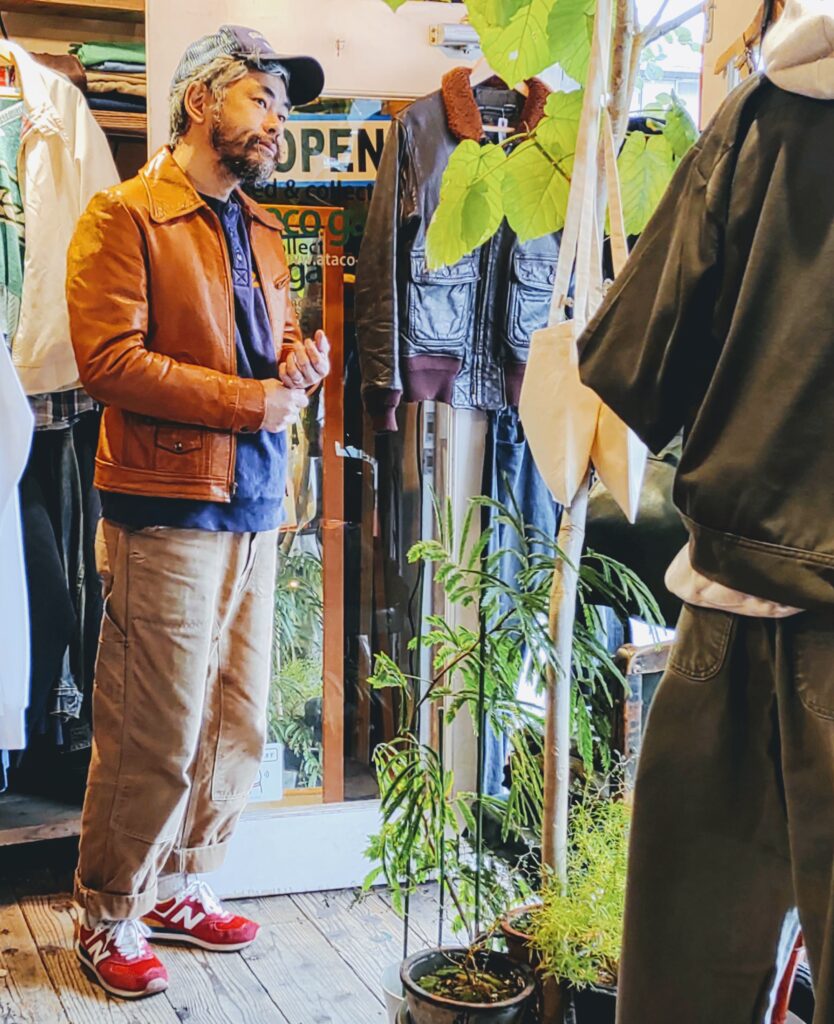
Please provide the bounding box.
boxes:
[66,26,328,999]
[577,1,834,1021]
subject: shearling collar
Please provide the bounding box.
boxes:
[441,66,550,142]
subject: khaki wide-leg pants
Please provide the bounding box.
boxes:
[74,521,277,921]
[617,604,834,1024]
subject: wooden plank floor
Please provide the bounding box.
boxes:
[0,839,455,1024]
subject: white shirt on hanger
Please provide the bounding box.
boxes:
[0,339,33,749]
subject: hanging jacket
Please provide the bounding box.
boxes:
[3,40,119,395]
[356,69,559,432]
[578,0,834,611]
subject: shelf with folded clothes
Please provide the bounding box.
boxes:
[0,0,144,22]
[72,39,148,136]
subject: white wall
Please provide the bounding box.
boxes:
[146,0,478,149]
[701,0,760,124]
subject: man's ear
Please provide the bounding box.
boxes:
[183,81,211,127]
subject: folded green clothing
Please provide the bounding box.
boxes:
[69,41,146,67]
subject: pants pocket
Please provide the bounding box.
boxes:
[668,604,736,681]
[793,616,834,719]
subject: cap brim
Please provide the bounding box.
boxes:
[272,55,325,107]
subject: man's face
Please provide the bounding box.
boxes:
[210,70,290,185]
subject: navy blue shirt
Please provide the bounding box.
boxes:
[102,193,287,533]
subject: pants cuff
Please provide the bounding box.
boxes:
[73,869,158,921]
[165,838,231,876]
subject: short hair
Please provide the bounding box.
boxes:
[169,54,252,147]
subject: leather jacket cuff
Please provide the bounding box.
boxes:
[364,387,402,433]
[236,378,267,433]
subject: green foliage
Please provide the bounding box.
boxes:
[503,90,582,240]
[426,141,507,269]
[475,0,558,86]
[531,790,630,988]
[428,86,697,264]
[364,494,660,936]
[273,548,323,663]
[379,0,409,9]
[271,546,324,787]
[617,132,672,238]
[661,93,699,161]
[547,0,595,84]
[618,94,698,235]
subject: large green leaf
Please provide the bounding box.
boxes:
[503,90,582,241]
[467,0,532,31]
[548,0,595,84]
[503,138,571,240]
[426,140,507,269]
[379,0,408,9]
[663,94,699,161]
[478,0,558,85]
[618,131,675,236]
[537,89,584,157]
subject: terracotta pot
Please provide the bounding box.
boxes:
[500,905,540,967]
[501,906,564,1024]
[401,947,535,1024]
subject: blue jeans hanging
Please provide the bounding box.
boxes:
[482,407,562,796]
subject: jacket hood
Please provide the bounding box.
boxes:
[762,0,834,100]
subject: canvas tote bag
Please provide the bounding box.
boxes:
[519,1,647,522]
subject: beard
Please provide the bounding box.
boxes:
[210,108,278,186]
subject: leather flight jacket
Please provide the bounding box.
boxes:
[67,146,301,503]
[356,68,561,432]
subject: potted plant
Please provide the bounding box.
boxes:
[401,945,535,1024]
[365,495,655,1022]
[508,792,630,1024]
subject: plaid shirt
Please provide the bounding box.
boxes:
[28,388,97,430]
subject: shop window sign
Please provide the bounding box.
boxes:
[262,115,391,186]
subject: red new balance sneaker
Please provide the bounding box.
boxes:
[76,918,168,999]
[142,879,259,952]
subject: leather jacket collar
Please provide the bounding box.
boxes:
[441,67,550,142]
[140,146,283,230]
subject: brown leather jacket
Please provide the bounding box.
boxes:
[67,146,302,502]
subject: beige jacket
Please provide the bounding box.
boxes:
[5,40,118,395]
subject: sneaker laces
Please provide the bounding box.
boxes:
[94,919,152,961]
[180,878,232,920]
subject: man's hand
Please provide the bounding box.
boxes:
[279,330,331,390]
[260,379,309,433]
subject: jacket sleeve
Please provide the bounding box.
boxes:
[578,136,728,454]
[67,191,266,432]
[71,86,120,209]
[355,117,407,432]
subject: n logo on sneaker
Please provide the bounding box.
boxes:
[87,938,111,967]
[169,905,206,930]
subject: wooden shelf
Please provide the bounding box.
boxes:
[0,0,144,23]
[91,107,146,137]
[0,793,81,846]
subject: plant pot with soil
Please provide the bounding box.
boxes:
[567,983,617,1024]
[402,947,535,1024]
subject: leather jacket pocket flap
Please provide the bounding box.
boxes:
[668,605,735,681]
[409,252,479,285]
[511,254,556,290]
[155,426,203,455]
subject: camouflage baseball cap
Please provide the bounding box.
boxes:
[172,25,324,107]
